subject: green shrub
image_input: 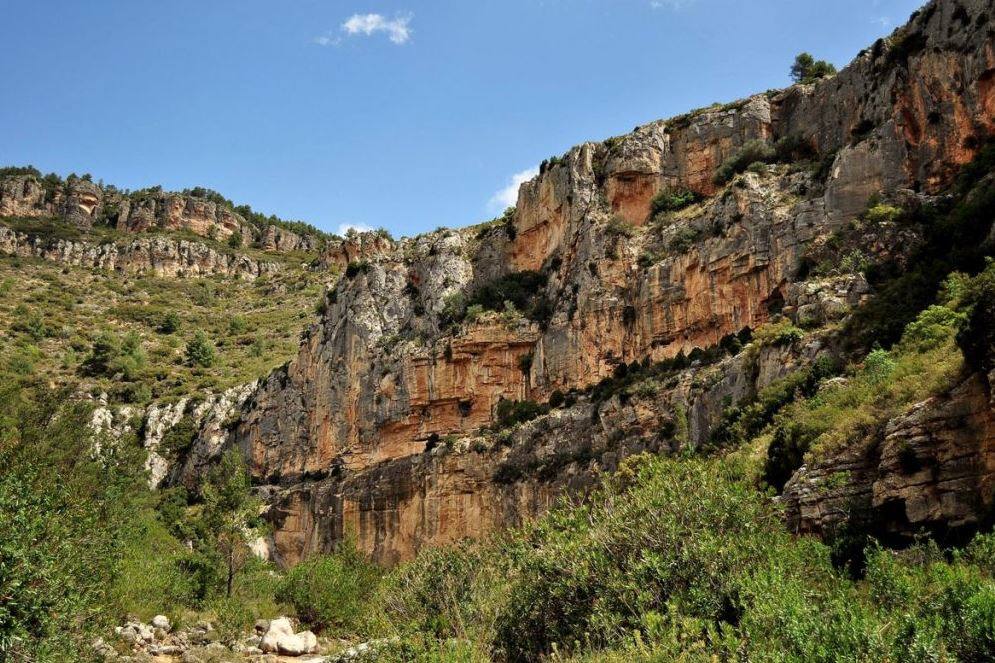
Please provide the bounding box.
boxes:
[275,540,380,635]
[494,399,549,429]
[864,203,903,225]
[0,385,145,660]
[186,331,215,368]
[649,188,700,217]
[228,315,248,335]
[668,226,702,253]
[446,271,552,328]
[605,215,635,239]
[159,311,181,334]
[901,304,967,352]
[82,331,146,380]
[713,140,777,184]
[345,261,370,278]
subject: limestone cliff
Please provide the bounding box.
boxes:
[215,0,995,563]
[0,224,279,279]
[0,173,325,251]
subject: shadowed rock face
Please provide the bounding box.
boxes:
[223,0,995,564]
[782,373,995,544]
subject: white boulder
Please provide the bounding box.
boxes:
[260,617,317,656]
[260,617,295,653]
[277,630,317,656]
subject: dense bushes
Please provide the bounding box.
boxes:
[275,539,380,634]
[82,331,147,385]
[359,452,995,662]
[845,141,995,350]
[650,187,701,217]
[443,270,553,328]
[494,399,549,429]
[762,292,968,490]
[713,140,777,184]
[0,385,144,659]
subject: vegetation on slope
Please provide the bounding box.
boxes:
[0,251,326,405]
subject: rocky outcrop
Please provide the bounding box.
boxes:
[114,191,248,241]
[782,372,995,543]
[0,177,246,240]
[219,0,995,563]
[259,224,322,253]
[0,224,279,279]
[0,176,330,252]
[314,230,395,272]
[775,0,995,195]
[91,383,258,489]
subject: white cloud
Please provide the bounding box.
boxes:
[488,166,539,213]
[872,16,892,28]
[341,13,413,44]
[650,0,695,9]
[337,222,374,236]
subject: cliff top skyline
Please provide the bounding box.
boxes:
[1,0,923,237]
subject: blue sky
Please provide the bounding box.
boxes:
[0,0,924,237]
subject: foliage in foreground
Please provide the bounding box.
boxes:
[0,383,286,660]
[0,385,142,659]
[346,454,995,662]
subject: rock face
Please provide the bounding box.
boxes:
[314,230,395,272]
[260,335,828,566]
[782,372,995,543]
[0,224,279,279]
[220,0,995,565]
[0,176,329,253]
[92,383,258,489]
[259,224,321,253]
[0,178,246,240]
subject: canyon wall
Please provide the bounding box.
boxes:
[212,0,995,564]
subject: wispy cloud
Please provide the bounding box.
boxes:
[313,13,413,47]
[649,0,696,9]
[871,16,892,28]
[337,222,374,236]
[488,166,539,213]
[344,13,412,44]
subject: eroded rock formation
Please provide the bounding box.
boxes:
[782,372,995,543]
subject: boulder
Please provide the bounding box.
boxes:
[277,630,317,656]
[151,615,170,631]
[259,617,295,653]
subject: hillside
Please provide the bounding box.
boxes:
[2,0,995,661]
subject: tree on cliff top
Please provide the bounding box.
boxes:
[791,52,837,84]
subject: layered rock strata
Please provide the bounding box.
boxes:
[0,225,279,279]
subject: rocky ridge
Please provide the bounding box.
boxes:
[0,224,280,279]
[0,172,324,250]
